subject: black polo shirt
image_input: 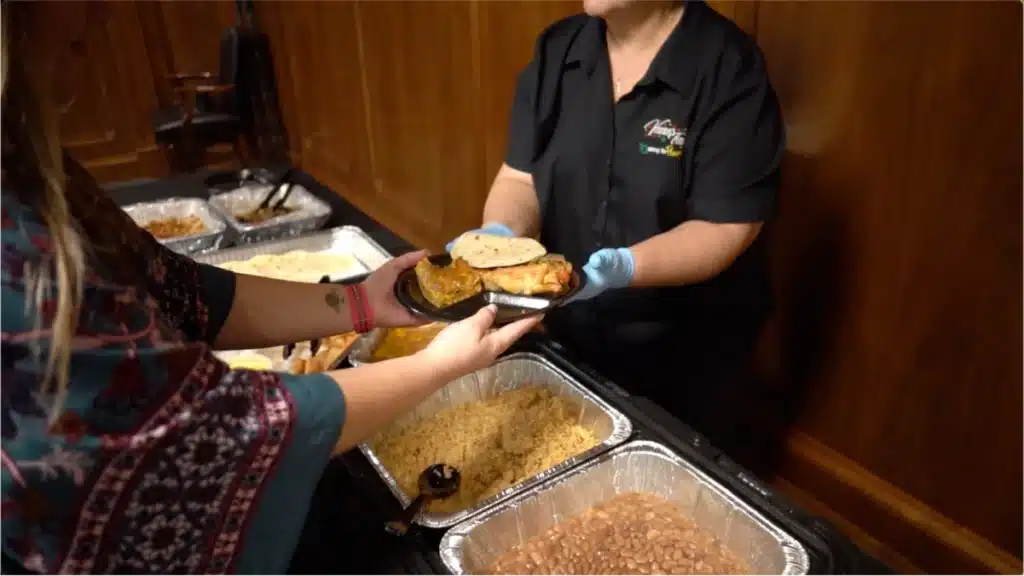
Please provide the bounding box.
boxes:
[505,1,784,374]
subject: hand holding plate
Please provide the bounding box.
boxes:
[417,305,541,378]
[363,250,430,328]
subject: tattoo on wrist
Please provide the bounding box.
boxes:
[324,290,344,313]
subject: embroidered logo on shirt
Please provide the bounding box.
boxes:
[639,118,686,158]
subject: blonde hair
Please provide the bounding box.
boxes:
[2,3,85,416]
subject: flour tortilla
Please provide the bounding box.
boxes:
[451,233,547,269]
[218,250,362,282]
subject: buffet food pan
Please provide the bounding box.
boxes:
[214,334,359,375]
[347,323,446,367]
[208,182,332,244]
[123,197,227,254]
[347,328,390,367]
[214,347,288,372]
[359,352,633,529]
[194,225,391,280]
[440,439,810,575]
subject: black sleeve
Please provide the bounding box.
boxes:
[688,58,785,223]
[504,56,540,172]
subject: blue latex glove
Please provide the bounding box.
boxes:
[566,247,635,303]
[446,222,515,252]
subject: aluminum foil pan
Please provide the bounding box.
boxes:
[347,329,387,367]
[122,197,227,254]
[214,337,356,375]
[193,225,391,281]
[208,182,332,244]
[347,323,446,367]
[440,440,811,575]
[359,352,633,529]
[214,347,289,371]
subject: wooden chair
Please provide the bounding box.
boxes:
[153,27,256,173]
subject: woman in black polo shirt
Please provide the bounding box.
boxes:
[451,0,784,451]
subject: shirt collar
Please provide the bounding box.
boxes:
[648,1,705,94]
[564,1,707,95]
[565,16,605,76]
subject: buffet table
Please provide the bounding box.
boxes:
[108,170,889,575]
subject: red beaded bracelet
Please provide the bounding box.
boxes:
[343,283,375,333]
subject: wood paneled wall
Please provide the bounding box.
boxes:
[37,1,1022,573]
[255,2,1023,573]
[44,1,241,183]
[751,3,1022,572]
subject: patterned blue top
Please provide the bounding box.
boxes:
[1,159,345,574]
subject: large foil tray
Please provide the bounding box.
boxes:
[346,328,392,367]
[347,324,447,367]
[122,197,227,254]
[440,439,811,575]
[193,225,391,281]
[208,182,332,244]
[359,352,633,529]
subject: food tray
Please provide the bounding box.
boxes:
[208,182,332,244]
[214,347,289,371]
[193,225,391,280]
[347,329,388,367]
[347,323,446,367]
[359,352,633,529]
[123,197,227,254]
[439,439,810,575]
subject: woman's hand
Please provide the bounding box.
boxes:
[363,250,428,328]
[565,247,635,304]
[419,306,541,378]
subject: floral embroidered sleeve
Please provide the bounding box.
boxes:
[1,165,347,574]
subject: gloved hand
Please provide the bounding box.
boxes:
[566,247,635,303]
[446,222,515,252]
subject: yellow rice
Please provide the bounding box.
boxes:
[373,387,600,514]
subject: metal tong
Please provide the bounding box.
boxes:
[283,274,332,361]
[254,167,296,212]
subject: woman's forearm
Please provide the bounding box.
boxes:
[328,353,453,453]
[630,220,763,287]
[214,273,355,350]
[482,164,542,238]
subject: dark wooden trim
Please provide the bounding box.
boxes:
[774,433,1023,575]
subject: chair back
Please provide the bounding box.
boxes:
[218,27,241,87]
[206,26,256,130]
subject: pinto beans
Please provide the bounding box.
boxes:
[485,492,750,575]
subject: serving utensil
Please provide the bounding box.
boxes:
[255,167,296,212]
[385,463,461,536]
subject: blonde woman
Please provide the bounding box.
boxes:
[0,3,539,573]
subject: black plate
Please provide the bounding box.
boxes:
[394,254,583,325]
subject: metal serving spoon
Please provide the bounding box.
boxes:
[385,463,461,536]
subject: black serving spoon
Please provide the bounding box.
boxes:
[385,463,461,536]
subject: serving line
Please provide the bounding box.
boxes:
[107,169,887,575]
